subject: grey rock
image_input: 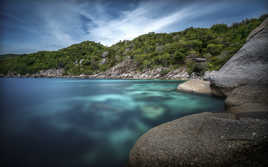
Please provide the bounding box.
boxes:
[205,18,268,118]
[101,51,109,58]
[208,18,268,89]
[203,71,216,81]
[128,19,268,167]
[100,58,106,65]
[192,58,206,62]
[177,79,212,95]
[39,68,65,77]
[99,57,190,79]
[225,84,268,115]
[247,18,268,41]
[129,112,268,167]
[79,59,84,65]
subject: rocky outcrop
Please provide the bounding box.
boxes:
[129,112,268,167]
[1,65,190,79]
[129,18,268,167]
[1,68,65,78]
[207,18,268,92]
[206,18,268,114]
[177,79,212,95]
[39,68,65,77]
[225,85,268,119]
[90,58,190,80]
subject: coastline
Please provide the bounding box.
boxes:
[128,18,268,167]
[0,75,190,80]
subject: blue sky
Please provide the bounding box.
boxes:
[0,0,267,54]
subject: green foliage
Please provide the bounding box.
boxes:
[207,43,224,55]
[0,14,266,75]
[160,69,170,76]
[187,62,207,75]
[211,24,228,33]
[173,51,186,63]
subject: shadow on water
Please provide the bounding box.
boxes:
[0,78,224,167]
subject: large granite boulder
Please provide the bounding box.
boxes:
[177,79,212,95]
[206,18,268,114]
[225,84,268,119]
[129,18,268,167]
[129,112,268,167]
[208,18,268,92]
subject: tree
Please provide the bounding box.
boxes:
[173,51,185,63]
[207,43,224,55]
[211,24,228,33]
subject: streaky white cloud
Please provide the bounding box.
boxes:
[1,0,267,54]
[80,1,194,46]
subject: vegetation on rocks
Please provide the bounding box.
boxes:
[0,14,267,76]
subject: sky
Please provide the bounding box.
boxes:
[0,0,267,54]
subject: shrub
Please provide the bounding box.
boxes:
[211,24,228,33]
[207,43,224,55]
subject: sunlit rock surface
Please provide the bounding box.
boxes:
[177,79,212,95]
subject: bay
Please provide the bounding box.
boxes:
[0,78,224,167]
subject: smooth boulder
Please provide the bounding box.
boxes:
[129,18,268,167]
[129,112,268,167]
[208,18,268,90]
[177,79,212,95]
[206,18,268,116]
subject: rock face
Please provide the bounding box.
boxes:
[207,18,268,90]
[177,79,212,95]
[90,58,190,80]
[206,18,268,114]
[225,85,268,119]
[129,112,268,167]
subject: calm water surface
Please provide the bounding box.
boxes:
[0,78,224,167]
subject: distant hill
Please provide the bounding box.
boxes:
[0,14,267,77]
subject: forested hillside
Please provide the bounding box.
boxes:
[0,14,267,76]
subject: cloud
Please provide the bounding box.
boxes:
[0,0,267,54]
[78,1,193,46]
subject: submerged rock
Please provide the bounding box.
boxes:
[141,106,165,119]
[129,112,268,167]
[177,79,212,95]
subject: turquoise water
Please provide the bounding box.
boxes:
[0,78,224,167]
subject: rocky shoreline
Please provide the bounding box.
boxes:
[128,18,268,167]
[0,66,203,80]
[1,15,267,167]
